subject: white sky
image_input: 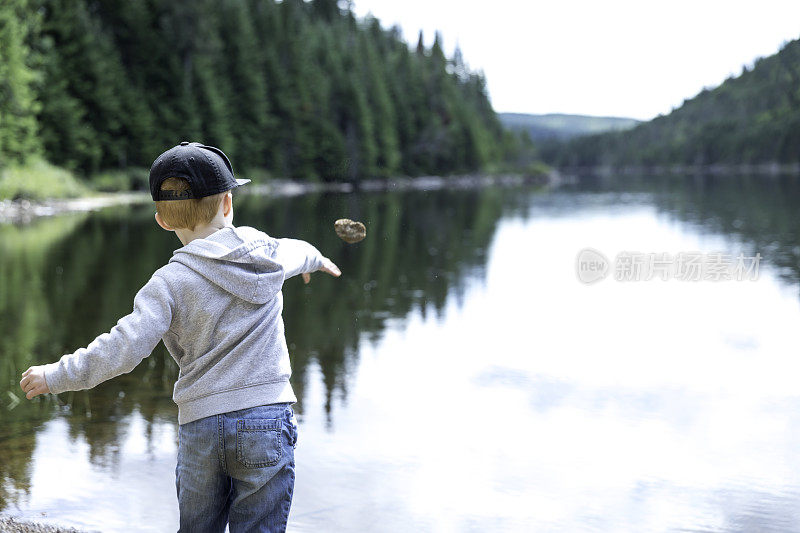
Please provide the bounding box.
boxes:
[351,0,800,120]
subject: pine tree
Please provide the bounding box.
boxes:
[358,23,400,177]
[34,30,97,172]
[36,0,100,172]
[311,0,340,22]
[308,27,347,181]
[170,0,235,154]
[36,0,144,172]
[0,0,41,164]
[274,0,324,180]
[219,0,274,170]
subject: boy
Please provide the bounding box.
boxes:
[18,141,340,532]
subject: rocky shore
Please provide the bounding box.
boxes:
[0,193,149,224]
[0,515,95,533]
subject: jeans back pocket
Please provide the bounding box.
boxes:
[236,418,282,468]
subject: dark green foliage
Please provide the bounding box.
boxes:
[33,0,149,173]
[545,38,800,168]
[1,0,516,182]
[0,0,41,164]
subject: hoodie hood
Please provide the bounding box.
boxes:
[169,226,284,304]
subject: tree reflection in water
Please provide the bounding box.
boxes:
[0,187,520,509]
[5,174,797,513]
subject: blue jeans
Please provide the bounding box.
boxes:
[176,403,298,532]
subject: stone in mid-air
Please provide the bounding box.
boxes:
[334,219,366,243]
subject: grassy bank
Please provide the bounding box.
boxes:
[0,159,89,201]
[0,160,153,202]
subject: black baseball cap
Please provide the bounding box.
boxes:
[149,141,251,201]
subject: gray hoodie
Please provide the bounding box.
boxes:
[43,226,325,424]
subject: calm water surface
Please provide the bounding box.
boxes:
[2,176,800,532]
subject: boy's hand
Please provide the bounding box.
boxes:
[19,366,51,399]
[302,257,341,284]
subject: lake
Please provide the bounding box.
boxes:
[2,175,800,532]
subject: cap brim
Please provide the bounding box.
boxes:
[235,178,251,187]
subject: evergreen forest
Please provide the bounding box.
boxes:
[0,0,529,194]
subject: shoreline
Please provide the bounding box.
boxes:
[557,162,800,178]
[0,172,557,225]
[0,515,95,533]
[0,192,151,225]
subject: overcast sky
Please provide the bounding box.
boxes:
[351,0,800,120]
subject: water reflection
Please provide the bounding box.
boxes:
[575,173,800,286]
[0,187,520,516]
[2,177,800,531]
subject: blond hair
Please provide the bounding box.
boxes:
[155,177,227,230]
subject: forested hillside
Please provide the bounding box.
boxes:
[0,0,523,185]
[545,38,800,168]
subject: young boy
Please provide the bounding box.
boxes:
[18,141,340,532]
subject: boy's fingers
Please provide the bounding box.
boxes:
[302,273,311,284]
[22,368,31,377]
[29,383,47,399]
[323,260,341,277]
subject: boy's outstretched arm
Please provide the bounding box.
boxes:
[19,274,173,400]
[273,238,341,283]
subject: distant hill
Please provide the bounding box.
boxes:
[499,113,640,141]
[545,37,800,168]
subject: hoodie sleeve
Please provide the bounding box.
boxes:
[42,274,174,395]
[272,238,326,279]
